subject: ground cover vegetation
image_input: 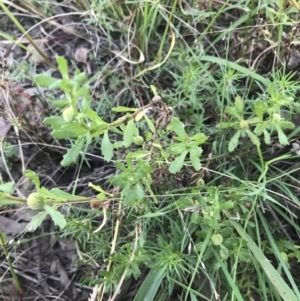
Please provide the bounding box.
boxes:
[0,0,300,300]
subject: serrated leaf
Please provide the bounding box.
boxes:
[112,106,137,112]
[56,56,69,79]
[38,187,66,202]
[278,120,295,130]
[169,151,188,174]
[254,100,268,121]
[225,106,241,119]
[235,95,244,113]
[228,130,241,152]
[26,211,48,232]
[263,129,271,144]
[275,126,289,145]
[245,129,260,147]
[61,136,85,166]
[43,205,67,230]
[52,124,87,139]
[35,74,58,87]
[101,130,113,162]
[24,170,40,189]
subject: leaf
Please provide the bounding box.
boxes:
[49,99,69,108]
[278,120,295,130]
[225,106,241,119]
[169,151,188,174]
[43,204,67,230]
[101,130,113,162]
[61,136,85,166]
[24,170,40,189]
[49,188,85,200]
[275,126,289,145]
[52,124,87,139]
[124,119,137,147]
[0,182,14,194]
[254,100,268,121]
[263,129,271,144]
[43,116,67,128]
[231,220,299,301]
[144,114,156,133]
[245,129,260,147]
[35,74,58,87]
[200,55,271,85]
[38,187,66,202]
[83,108,107,126]
[190,133,208,145]
[228,130,241,152]
[170,143,187,155]
[112,106,137,113]
[133,267,166,301]
[26,211,48,232]
[190,147,202,171]
[168,117,186,138]
[235,95,244,113]
[56,56,69,79]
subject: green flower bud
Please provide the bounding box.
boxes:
[133,136,144,145]
[62,106,75,122]
[27,192,45,210]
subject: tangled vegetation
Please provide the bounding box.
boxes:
[1,1,300,301]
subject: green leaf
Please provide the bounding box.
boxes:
[0,182,14,194]
[135,183,145,199]
[231,220,299,301]
[0,195,23,205]
[190,133,208,145]
[35,74,58,87]
[124,119,137,147]
[43,116,67,127]
[275,126,289,145]
[56,56,69,79]
[235,95,244,113]
[263,129,271,144]
[61,136,85,166]
[228,130,241,152]
[245,129,260,147]
[112,106,137,112]
[200,55,271,85]
[133,267,166,301]
[277,120,295,130]
[170,143,187,155]
[26,211,48,232]
[49,99,69,108]
[254,100,268,121]
[168,117,186,138]
[144,114,156,133]
[225,106,241,120]
[76,83,90,97]
[52,124,87,139]
[101,130,113,162]
[43,204,67,230]
[50,188,86,200]
[83,108,107,126]
[24,170,40,189]
[190,147,202,171]
[169,151,188,174]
